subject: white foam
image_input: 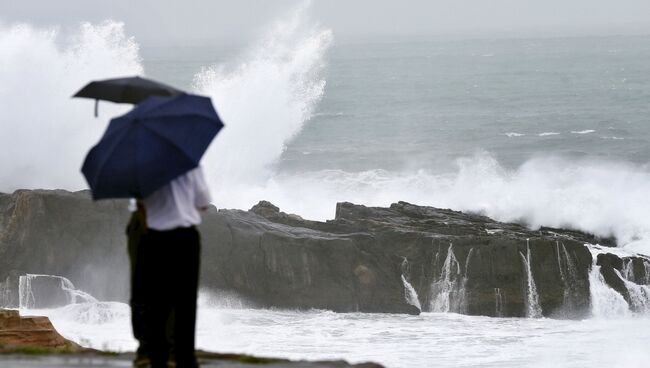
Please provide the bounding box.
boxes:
[589,263,630,318]
[193,4,332,189]
[51,301,130,324]
[587,244,641,259]
[0,21,143,191]
[30,301,650,367]
[538,132,560,136]
[221,154,650,256]
[571,129,596,134]
[504,132,525,137]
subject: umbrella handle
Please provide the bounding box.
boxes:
[94,99,99,118]
[136,200,148,234]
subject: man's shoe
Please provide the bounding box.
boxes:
[134,357,152,368]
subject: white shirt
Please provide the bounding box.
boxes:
[141,167,212,231]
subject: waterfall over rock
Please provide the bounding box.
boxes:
[401,258,422,310]
[588,260,630,318]
[494,288,505,317]
[520,241,542,318]
[556,241,582,313]
[429,244,468,313]
[616,262,650,313]
[0,277,15,308]
[18,274,97,309]
[588,247,650,317]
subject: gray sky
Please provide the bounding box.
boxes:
[3,0,650,45]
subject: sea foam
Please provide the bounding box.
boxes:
[206,153,650,256]
[193,5,333,189]
[0,21,142,191]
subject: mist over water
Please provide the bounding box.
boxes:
[1,4,650,258]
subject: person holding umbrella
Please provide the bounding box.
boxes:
[80,89,224,368]
[129,165,211,368]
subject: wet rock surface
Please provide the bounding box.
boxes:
[0,309,81,350]
[1,189,649,317]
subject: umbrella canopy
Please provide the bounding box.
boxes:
[81,93,223,200]
[72,76,184,116]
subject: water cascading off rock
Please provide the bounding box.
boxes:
[18,274,97,309]
[2,189,650,318]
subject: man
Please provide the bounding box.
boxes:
[127,166,211,368]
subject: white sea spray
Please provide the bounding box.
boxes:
[0,21,142,190]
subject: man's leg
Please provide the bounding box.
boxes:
[141,230,173,368]
[172,227,201,368]
[127,213,149,366]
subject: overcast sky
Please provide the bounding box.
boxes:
[3,0,650,45]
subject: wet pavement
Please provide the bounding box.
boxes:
[0,354,380,368]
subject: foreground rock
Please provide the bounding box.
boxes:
[1,189,649,318]
[0,309,82,352]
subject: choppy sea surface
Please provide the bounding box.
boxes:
[145,35,650,172]
[142,31,650,255]
[25,301,650,368]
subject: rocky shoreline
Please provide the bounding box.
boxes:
[1,189,649,318]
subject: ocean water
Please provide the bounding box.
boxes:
[23,297,650,368]
[2,8,650,254]
[3,5,650,368]
[175,28,650,254]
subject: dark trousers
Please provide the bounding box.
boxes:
[128,214,201,368]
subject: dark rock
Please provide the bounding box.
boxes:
[1,189,649,318]
[233,200,599,317]
[597,253,623,270]
[0,190,129,302]
[621,257,649,285]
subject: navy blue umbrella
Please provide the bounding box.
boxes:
[82,93,223,200]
